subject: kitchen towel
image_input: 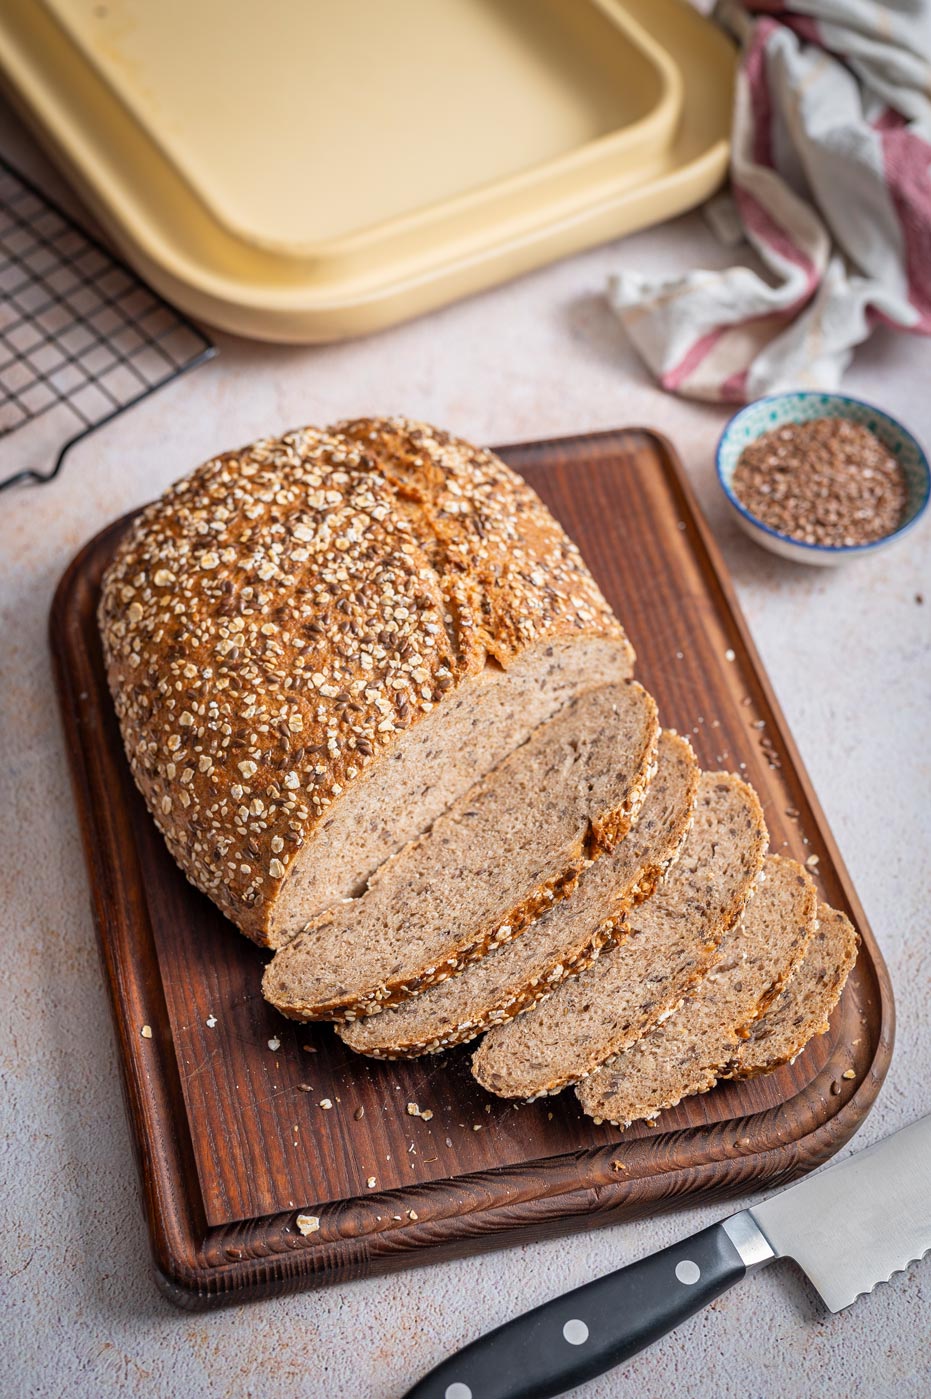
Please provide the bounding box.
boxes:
[609,0,931,402]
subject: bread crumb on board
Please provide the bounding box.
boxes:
[296,1214,320,1236]
[268,1037,281,1052]
[140,1024,153,1039]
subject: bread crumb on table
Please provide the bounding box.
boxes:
[267,1037,281,1051]
[319,1098,333,1109]
[140,1024,153,1039]
[296,1214,320,1236]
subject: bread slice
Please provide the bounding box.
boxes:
[262,682,659,1022]
[727,901,859,1078]
[575,855,817,1127]
[99,417,634,946]
[338,730,698,1058]
[471,771,767,1098]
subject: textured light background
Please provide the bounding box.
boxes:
[1,97,929,1399]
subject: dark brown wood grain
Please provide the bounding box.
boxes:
[50,428,893,1308]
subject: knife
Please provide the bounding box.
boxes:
[403,1113,931,1399]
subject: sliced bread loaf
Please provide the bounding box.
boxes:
[727,901,859,1078]
[471,771,767,1098]
[99,417,634,946]
[262,682,659,1022]
[338,730,698,1057]
[575,855,817,1126]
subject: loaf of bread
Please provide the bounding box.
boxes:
[574,855,816,1126]
[337,729,697,1055]
[98,418,633,946]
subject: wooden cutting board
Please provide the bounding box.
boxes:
[50,428,893,1308]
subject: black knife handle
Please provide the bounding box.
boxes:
[403,1223,746,1399]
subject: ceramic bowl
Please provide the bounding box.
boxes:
[715,391,930,565]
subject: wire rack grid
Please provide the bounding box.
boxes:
[0,156,215,493]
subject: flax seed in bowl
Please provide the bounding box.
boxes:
[716,392,930,565]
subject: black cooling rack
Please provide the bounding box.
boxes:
[0,156,216,493]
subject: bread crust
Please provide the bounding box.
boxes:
[98,417,631,944]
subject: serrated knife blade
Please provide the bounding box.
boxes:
[404,1115,931,1399]
[746,1111,931,1312]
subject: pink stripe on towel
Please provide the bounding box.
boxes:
[733,181,820,293]
[745,18,778,169]
[659,327,727,393]
[879,126,931,332]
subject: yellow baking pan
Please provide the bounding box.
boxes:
[0,0,736,342]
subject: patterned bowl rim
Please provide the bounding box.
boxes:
[715,391,931,556]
